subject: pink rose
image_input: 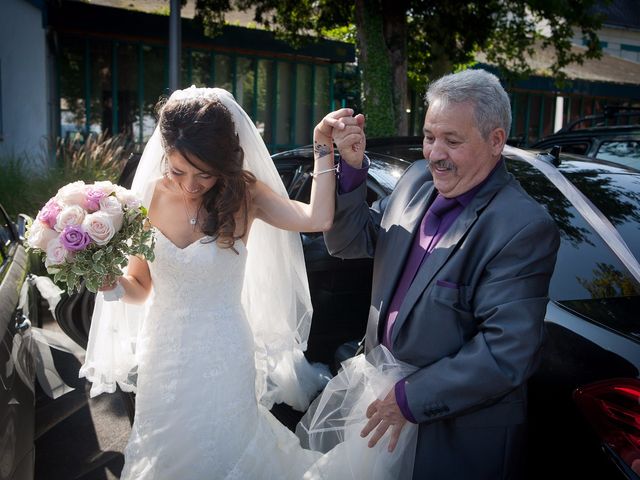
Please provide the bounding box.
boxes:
[92,181,117,195]
[54,205,86,232]
[85,187,108,212]
[98,196,124,230]
[27,220,59,250]
[36,199,62,229]
[114,186,142,209]
[45,237,70,268]
[55,181,87,207]
[83,211,116,246]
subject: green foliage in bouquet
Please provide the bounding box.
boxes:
[42,207,156,294]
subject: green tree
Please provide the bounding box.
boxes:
[192,0,607,136]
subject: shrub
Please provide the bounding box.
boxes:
[0,133,134,219]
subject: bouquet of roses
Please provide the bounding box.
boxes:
[26,180,155,293]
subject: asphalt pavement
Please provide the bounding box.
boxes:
[34,311,131,480]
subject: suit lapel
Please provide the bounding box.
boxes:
[376,182,436,327]
[390,162,512,346]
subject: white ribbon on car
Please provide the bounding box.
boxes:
[11,275,83,399]
[513,147,640,285]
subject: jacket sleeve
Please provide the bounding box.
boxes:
[323,180,387,260]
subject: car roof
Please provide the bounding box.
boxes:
[506,145,638,173]
[532,124,640,145]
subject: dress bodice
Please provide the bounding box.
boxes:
[148,229,247,312]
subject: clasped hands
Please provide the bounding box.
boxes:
[315,108,366,168]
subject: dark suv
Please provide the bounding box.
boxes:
[531,108,640,171]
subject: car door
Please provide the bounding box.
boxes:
[273,154,381,368]
[0,205,36,480]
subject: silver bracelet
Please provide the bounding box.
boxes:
[310,166,338,178]
[103,281,125,302]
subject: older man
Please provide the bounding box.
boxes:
[325,69,560,479]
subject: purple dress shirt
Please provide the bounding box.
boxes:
[338,157,503,423]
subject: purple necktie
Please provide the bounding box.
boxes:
[383,194,459,348]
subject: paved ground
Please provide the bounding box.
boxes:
[34,313,131,480]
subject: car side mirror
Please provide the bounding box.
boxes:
[16,213,32,242]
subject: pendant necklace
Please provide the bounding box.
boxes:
[181,192,199,228]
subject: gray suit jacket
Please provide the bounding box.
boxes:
[324,159,560,480]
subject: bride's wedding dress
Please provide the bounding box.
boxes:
[120,230,319,479]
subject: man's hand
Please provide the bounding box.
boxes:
[360,387,408,452]
[314,109,366,168]
[333,113,365,168]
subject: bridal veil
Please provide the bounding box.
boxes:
[80,86,326,411]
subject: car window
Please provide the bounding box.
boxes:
[557,142,590,155]
[595,140,640,170]
[295,175,381,208]
[508,160,640,337]
[366,145,425,162]
[278,165,298,191]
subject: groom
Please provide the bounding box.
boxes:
[325,69,560,479]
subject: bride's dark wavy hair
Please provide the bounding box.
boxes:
[158,96,256,250]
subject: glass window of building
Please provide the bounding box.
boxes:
[214,54,232,92]
[256,59,275,147]
[142,44,166,143]
[294,64,312,146]
[58,37,86,138]
[276,62,294,150]
[117,43,139,140]
[236,57,256,118]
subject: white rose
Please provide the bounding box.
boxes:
[83,211,116,246]
[27,220,59,250]
[45,237,69,268]
[55,181,87,207]
[115,186,142,209]
[93,180,117,195]
[99,196,124,230]
[54,205,86,232]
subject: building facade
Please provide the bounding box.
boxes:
[1,0,355,160]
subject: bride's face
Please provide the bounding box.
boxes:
[166,150,219,199]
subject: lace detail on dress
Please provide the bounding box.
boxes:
[120,231,320,480]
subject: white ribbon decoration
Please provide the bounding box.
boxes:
[508,145,640,285]
[12,275,81,399]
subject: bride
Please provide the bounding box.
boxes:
[80,87,417,479]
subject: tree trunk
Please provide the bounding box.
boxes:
[381,0,409,135]
[354,0,396,137]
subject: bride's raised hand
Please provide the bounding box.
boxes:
[313,108,365,165]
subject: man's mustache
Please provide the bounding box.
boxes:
[428,159,456,172]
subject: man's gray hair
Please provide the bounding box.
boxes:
[425,69,511,139]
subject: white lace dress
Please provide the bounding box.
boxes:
[120,230,320,479]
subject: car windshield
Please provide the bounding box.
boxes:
[508,159,640,338]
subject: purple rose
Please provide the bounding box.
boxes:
[85,188,108,212]
[37,199,62,229]
[59,225,92,252]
